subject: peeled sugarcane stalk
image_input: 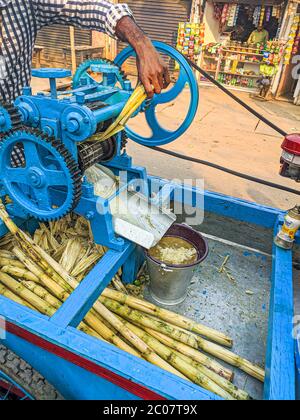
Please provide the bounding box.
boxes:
[100,296,199,348]
[95,84,147,141]
[195,336,265,382]
[101,288,232,347]
[146,329,233,381]
[116,316,235,400]
[2,266,40,283]
[171,349,250,400]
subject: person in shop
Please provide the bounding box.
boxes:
[248,25,269,45]
[230,16,255,43]
[230,25,245,41]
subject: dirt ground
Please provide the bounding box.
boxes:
[126,85,300,211]
[32,77,300,210]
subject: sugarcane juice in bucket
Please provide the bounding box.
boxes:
[146,224,208,306]
[149,237,198,266]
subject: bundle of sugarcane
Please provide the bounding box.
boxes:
[89,83,147,142]
[0,205,265,399]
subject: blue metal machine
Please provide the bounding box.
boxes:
[0,42,298,400]
[0,42,198,252]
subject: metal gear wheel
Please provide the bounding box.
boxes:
[72,58,128,89]
[0,128,82,221]
[0,102,22,135]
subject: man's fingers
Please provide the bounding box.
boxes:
[142,78,154,98]
[163,66,171,88]
[152,76,162,95]
[157,71,164,91]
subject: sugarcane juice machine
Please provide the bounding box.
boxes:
[0,42,199,283]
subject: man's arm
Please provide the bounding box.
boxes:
[115,16,170,97]
[34,0,170,97]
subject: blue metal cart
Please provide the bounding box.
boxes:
[0,42,298,400]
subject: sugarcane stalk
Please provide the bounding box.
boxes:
[21,281,63,309]
[146,329,233,381]
[100,296,199,348]
[0,278,101,339]
[2,265,40,282]
[13,247,71,300]
[113,316,191,382]
[0,250,17,258]
[14,241,173,366]
[101,288,233,347]
[195,336,265,382]
[111,275,128,294]
[0,257,25,269]
[116,316,235,400]
[7,221,184,372]
[171,349,250,400]
[0,272,59,316]
[11,235,153,363]
[1,272,134,352]
[0,283,36,310]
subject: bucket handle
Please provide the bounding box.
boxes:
[159,264,174,274]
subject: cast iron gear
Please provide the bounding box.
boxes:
[0,128,82,221]
[0,101,22,135]
[72,58,128,90]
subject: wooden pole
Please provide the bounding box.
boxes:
[69,26,77,74]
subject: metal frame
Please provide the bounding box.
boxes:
[0,371,33,400]
[0,177,297,400]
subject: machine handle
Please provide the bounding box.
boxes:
[32,68,72,79]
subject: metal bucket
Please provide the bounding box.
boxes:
[145,224,209,306]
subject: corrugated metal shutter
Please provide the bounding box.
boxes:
[118,0,191,74]
[36,25,92,68]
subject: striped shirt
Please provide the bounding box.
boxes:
[0,0,132,102]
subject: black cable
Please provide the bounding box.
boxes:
[183,55,288,137]
[146,146,300,196]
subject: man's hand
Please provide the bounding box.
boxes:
[135,37,170,97]
[116,16,171,97]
